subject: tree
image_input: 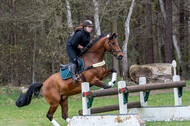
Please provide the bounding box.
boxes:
[1,0,190,85]
[66,0,74,35]
[93,0,101,37]
[164,0,174,63]
[159,0,184,73]
[122,0,135,80]
[172,1,185,74]
[112,15,120,76]
[145,0,154,63]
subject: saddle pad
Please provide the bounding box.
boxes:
[60,58,85,80]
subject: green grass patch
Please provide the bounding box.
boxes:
[0,81,190,126]
[186,80,190,87]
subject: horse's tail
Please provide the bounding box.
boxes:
[15,82,43,107]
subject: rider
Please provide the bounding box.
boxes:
[66,20,93,83]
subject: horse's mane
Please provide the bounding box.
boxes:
[79,34,108,56]
[91,34,107,45]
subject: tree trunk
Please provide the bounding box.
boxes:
[12,0,17,46]
[145,0,154,63]
[32,30,36,83]
[137,5,145,64]
[179,0,185,49]
[179,0,189,75]
[164,0,174,63]
[93,0,101,37]
[159,0,166,22]
[66,0,73,35]
[153,9,160,63]
[11,0,17,84]
[112,16,120,76]
[186,0,190,73]
[172,2,186,74]
[122,0,135,80]
[159,0,183,69]
[52,53,55,75]
[159,0,166,63]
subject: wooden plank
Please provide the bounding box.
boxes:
[78,101,141,115]
[90,81,186,97]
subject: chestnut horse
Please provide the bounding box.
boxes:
[16,33,123,126]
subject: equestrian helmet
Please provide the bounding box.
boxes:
[83,20,93,27]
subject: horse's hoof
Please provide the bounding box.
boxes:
[103,85,111,89]
[111,69,117,73]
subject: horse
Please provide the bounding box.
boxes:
[15,33,123,126]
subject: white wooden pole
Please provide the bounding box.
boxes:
[118,81,128,114]
[172,60,182,106]
[139,77,147,107]
[81,82,91,115]
[173,75,181,106]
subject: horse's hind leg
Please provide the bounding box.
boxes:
[44,92,61,126]
[60,96,71,123]
[46,105,60,126]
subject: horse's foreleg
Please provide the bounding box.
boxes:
[101,69,117,79]
[91,78,111,89]
[60,96,71,123]
[101,69,117,87]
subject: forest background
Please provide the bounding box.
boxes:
[0,0,189,86]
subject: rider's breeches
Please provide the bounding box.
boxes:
[66,43,77,64]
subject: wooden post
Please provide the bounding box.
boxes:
[118,81,128,114]
[173,75,181,106]
[81,82,91,115]
[139,77,147,107]
[172,60,182,106]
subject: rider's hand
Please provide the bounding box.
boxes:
[78,45,83,49]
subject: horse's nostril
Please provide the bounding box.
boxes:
[117,55,123,60]
[120,55,123,59]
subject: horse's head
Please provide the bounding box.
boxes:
[104,33,123,60]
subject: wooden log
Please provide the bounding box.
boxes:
[78,101,141,115]
[90,88,118,97]
[90,81,186,97]
[129,63,173,83]
[126,81,186,93]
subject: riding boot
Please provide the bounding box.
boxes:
[70,63,80,83]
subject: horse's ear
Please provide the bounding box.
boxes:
[108,33,112,40]
[108,33,118,40]
[112,33,118,38]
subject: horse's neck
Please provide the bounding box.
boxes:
[83,37,107,63]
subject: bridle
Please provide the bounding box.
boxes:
[80,35,122,56]
[108,38,122,57]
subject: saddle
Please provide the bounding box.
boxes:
[60,58,85,80]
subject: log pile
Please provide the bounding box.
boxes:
[129,63,173,83]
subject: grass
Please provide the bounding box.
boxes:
[186,80,190,87]
[0,81,190,126]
